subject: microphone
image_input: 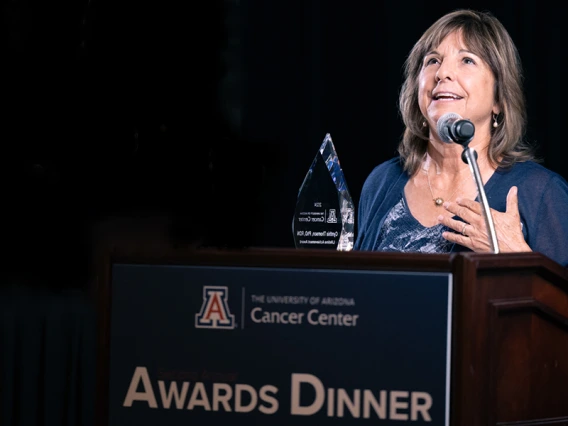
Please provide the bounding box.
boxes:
[437,112,475,144]
[435,113,499,253]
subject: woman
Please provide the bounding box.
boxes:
[354,9,568,267]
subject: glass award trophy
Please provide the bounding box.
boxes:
[292,133,355,251]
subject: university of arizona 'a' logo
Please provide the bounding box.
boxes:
[195,286,235,329]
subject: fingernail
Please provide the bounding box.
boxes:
[437,215,444,221]
[443,202,450,208]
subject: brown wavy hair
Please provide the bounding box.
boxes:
[398,9,536,175]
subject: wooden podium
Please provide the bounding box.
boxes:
[95,245,568,426]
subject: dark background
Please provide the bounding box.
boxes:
[3,0,567,286]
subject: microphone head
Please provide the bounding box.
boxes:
[437,112,462,143]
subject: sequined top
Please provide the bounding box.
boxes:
[374,196,454,253]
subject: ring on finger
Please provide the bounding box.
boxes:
[461,223,468,236]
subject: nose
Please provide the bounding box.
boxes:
[435,61,455,82]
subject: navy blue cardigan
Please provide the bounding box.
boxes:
[354,157,568,267]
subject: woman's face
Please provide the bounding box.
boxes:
[418,30,499,137]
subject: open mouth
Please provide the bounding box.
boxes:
[432,93,463,100]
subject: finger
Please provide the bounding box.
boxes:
[443,199,480,224]
[437,215,469,234]
[442,229,473,248]
[455,197,483,215]
[505,186,520,218]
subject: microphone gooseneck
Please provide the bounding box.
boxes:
[462,147,500,254]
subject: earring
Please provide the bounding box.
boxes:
[493,113,499,128]
[422,120,427,127]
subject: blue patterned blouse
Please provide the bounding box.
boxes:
[374,196,455,253]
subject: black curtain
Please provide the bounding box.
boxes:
[3,0,567,249]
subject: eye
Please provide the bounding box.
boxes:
[425,57,440,66]
[463,57,476,65]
